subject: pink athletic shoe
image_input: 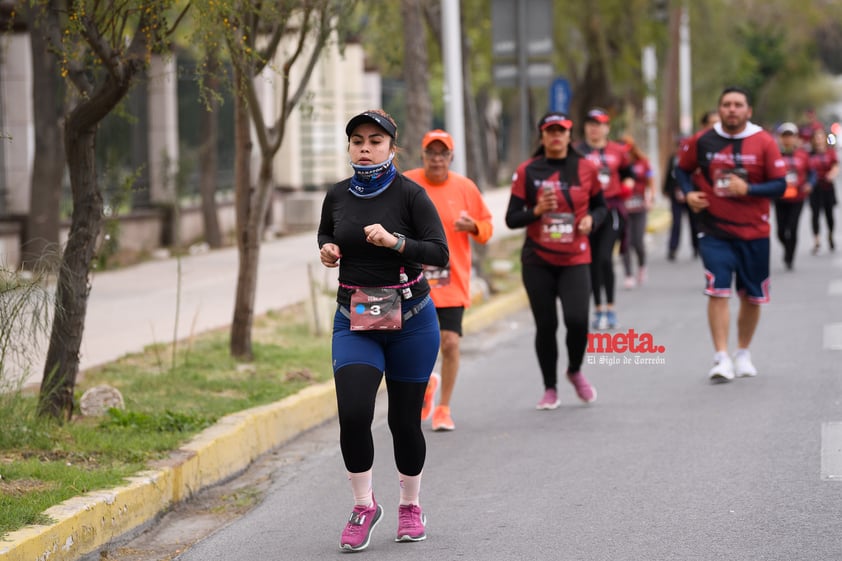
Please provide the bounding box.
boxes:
[536,388,560,410]
[567,371,597,403]
[395,504,427,542]
[340,497,383,552]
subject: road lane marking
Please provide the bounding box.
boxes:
[821,422,842,481]
[823,323,842,351]
[830,279,842,295]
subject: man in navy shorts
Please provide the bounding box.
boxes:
[676,86,786,382]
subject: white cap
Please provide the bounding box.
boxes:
[777,122,799,135]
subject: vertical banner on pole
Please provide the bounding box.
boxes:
[549,77,571,114]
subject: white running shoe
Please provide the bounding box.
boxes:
[708,353,735,383]
[733,350,758,378]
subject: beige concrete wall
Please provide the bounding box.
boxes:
[274,39,374,192]
[0,27,379,267]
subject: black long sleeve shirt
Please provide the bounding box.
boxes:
[318,174,449,307]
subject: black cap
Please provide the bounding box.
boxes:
[345,111,397,139]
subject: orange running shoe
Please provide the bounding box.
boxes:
[420,372,440,421]
[431,405,455,431]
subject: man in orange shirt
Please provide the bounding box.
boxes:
[404,130,494,431]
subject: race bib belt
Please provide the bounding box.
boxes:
[349,287,402,330]
[338,270,425,331]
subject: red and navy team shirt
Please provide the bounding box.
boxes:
[576,141,632,200]
[625,158,653,214]
[509,153,602,266]
[781,148,812,202]
[809,149,839,191]
[678,123,786,240]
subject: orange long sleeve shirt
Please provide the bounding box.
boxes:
[403,169,493,308]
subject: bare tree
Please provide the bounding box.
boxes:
[35,0,187,420]
[194,0,357,360]
[400,0,432,169]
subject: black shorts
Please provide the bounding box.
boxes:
[436,306,465,336]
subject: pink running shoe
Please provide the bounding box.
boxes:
[536,388,560,410]
[395,504,427,542]
[567,371,597,403]
[340,497,383,552]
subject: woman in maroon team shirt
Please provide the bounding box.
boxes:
[808,128,839,253]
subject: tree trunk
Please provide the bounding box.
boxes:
[37,123,101,420]
[659,4,681,180]
[198,47,223,249]
[22,6,64,271]
[571,11,613,129]
[459,21,487,191]
[229,76,255,360]
[401,0,432,168]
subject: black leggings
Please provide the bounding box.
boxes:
[622,211,647,275]
[334,364,427,475]
[522,263,591,390]
[774,200,804,264]
[668,199,699,253]
[589,208,624,306]
[810,188,836,238]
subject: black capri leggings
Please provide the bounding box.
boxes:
[521,263,591,390]
[334,363,427,475]
[810,187,836,238]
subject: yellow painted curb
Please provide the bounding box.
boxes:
[0,383,338,561]
[9,213,682,559]
[463,287,528,334]
[646,206,671,234]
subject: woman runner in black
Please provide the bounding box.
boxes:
[318,110,448,551]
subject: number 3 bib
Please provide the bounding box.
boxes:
[350,287,402,331]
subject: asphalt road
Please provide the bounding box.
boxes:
[103,220,842,561]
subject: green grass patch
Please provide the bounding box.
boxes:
[0,304,332,539]
[0,238,523,541]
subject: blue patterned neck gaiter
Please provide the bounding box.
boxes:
[349,153,397,199]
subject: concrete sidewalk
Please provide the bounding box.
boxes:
[17,187,519,389]
[1,185,670,561]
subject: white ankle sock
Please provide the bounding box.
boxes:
[735,348,750,360]
[348,470,373,507]
[714,351,730,363]
[398,472,422,506]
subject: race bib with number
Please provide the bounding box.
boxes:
[540,212,576,244]
[423,264,452,288]
[783,170,799,199]
[712,168,733,197]
[625,194,645,211]
[597,166,611,188]
[349,288,402,331]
